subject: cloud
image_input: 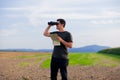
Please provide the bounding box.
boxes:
[1,6,120,19]
[0,29,18,36]
[91,20,120,25]
[102,10,120,18]
[74,27,120,47]
[39,10,120,20]
[0,0,120,49]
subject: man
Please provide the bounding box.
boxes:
[43,19,73,80]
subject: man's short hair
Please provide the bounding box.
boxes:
[57,19,66,27]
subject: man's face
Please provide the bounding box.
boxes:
[56,21,64,30]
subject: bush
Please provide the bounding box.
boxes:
[98,47,120,55]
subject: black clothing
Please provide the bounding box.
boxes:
[50,31,73,59]
[51,57,68,80]
[50,31,73,80]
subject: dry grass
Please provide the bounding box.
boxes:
[0,52,48,58]
[0,52,120,80]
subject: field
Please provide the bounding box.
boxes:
[0,52,120,80]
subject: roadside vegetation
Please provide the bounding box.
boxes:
[98,47,120,55]
[15,52,120,68]
[42,53,120,68]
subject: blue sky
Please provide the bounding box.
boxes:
[0,0,120,49]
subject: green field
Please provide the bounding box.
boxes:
[17,53,120,68]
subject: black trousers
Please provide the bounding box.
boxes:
[50,57,69,80]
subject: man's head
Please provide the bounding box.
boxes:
[57,19,66,28]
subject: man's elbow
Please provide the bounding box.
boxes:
[43,33,49,37]
[68,43,73,48]
[69,46,72,48]
[69,45,72,48]
[43,33,47,36]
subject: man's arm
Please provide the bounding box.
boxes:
[56,36,73,48]
[43,25,51,37]
[61,40,73,48]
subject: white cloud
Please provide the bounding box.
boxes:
[39,11,120,20]
[102,10,120,18]
[91,20,120,25]
[0,0,120,49]
[74,28,120,47]
[1,7,120,20]
[0,29,18,36]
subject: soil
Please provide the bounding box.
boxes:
[0,52,120,80]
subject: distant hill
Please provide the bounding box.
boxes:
[98,47,120,55]
[69,45,110,52]
[0,49,52,52]
[0,45,110,52]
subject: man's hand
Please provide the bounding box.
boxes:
[56,35,72,48]
[56,36,63,42]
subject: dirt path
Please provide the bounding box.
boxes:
[0,52,120,80]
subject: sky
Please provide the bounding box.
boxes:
[0,0,120,49]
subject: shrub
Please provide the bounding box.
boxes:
[98,47,120,55]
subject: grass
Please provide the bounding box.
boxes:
[41,53,120,68]
[41,58,51,68]
[69,53,120,66]
[19,62,32,67]
[16,53,51,67]
[69,53,97,66]
[17,53,50,59]
[15,52,120,68]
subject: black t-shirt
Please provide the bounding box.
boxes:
[50,31,73,59]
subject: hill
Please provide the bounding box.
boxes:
[0,45,110,52]
[69,45,110,52]
[98,47,120,55]
[0,49,52,52]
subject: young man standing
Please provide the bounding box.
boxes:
[43,19,73,80]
